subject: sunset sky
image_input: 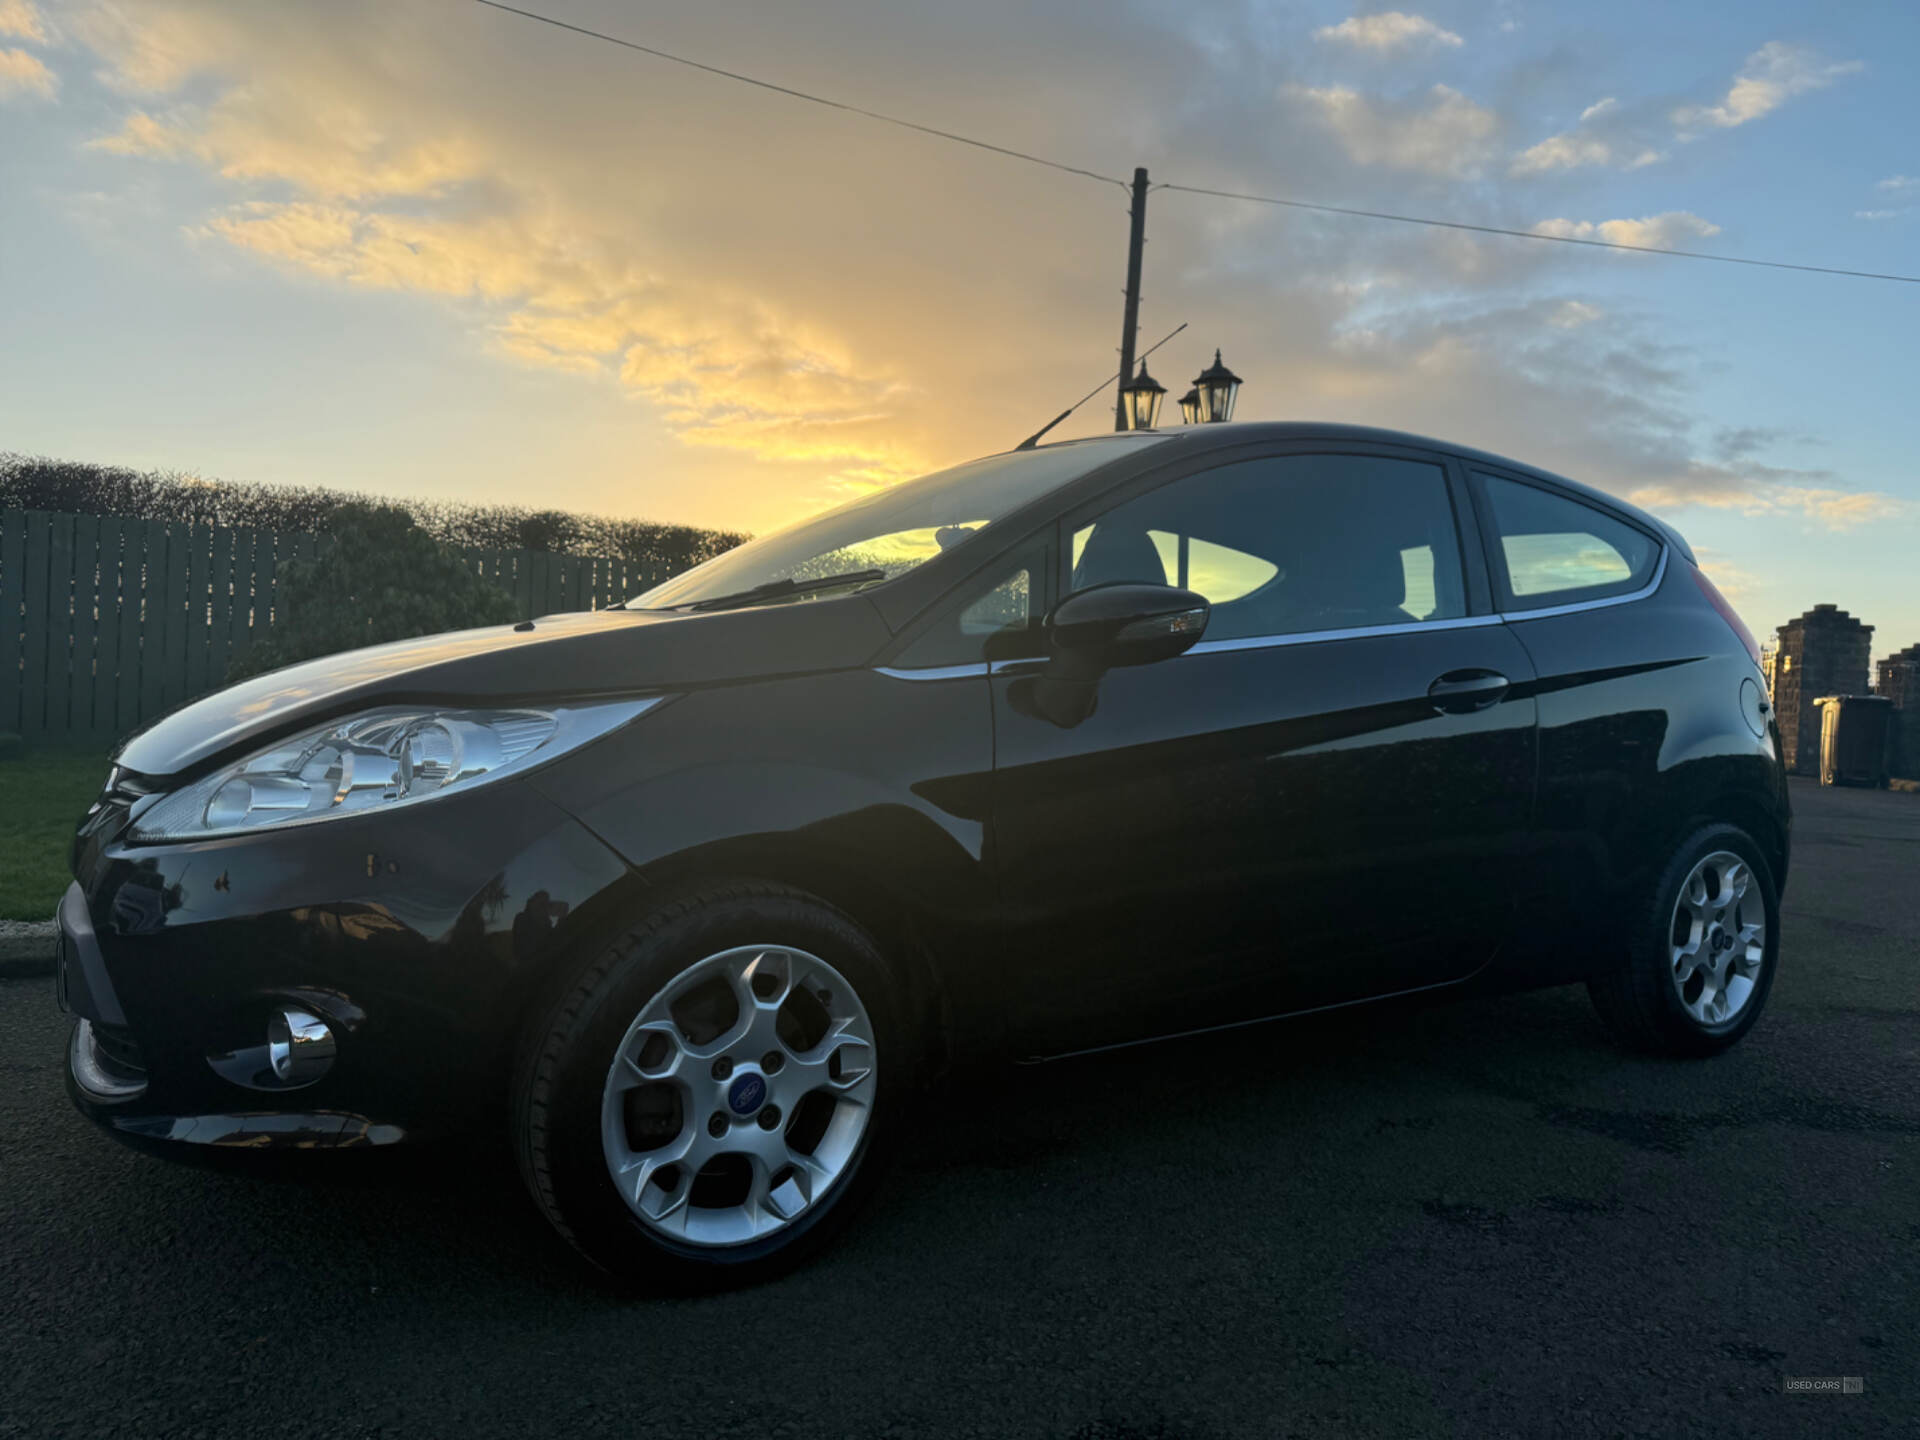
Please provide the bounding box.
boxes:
[2,0,1915,657]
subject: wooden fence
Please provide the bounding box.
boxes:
[0,510,673,743]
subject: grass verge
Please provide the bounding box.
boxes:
[0,746,110,920]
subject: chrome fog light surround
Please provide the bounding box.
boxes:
[70,1018,148,1102]
[268,1009,337,1086]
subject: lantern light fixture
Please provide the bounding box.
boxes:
[1120,360,1167,431]
[1191,349,1243,423]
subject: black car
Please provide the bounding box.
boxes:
[60,422,1788,1287]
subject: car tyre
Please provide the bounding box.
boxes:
[1587,822,1780,1057]
[510,881,907,1290]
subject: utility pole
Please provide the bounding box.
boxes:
[1114,166,1149,430]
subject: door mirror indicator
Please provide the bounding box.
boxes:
[1015,584,1210,729]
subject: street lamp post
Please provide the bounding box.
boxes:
[1109,168,1245,431]
[1113,167,1151,432]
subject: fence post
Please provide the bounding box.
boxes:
[183,523,211,700]
[0,510,26,737]
[114,521,145,741]
[256,528,280,653]
[40,513,77,739]
[225,528,255,682]
[207,525,234,691]
[158,520,191,712]
[525,552,546,620]
[137,519,170,725]
[18,514,51,738]
[64,513,100,738]
[92,517,123,744]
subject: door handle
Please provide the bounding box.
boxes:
[1428,670,1510,713]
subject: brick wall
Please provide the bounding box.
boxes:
[1877,644,1920,779]
[1772,604,1873,776]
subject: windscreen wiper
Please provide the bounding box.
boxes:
[670,568,888,614]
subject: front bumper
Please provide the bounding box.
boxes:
[61,777,631,1151]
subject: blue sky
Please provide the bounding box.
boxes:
[1,0,1915,659]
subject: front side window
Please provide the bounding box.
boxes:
[1477,473,1660,608]
[890,547,1042,669]
[1068,454,1467,642]
[960,568,1031,636]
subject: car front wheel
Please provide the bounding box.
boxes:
[1587,822,1780,1057]
[511,883,903,1289]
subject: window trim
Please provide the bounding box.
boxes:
[1467,466,1667,615]
[874,610,1514,679]
[871,541,1669,679]
[1131,554,1667,665]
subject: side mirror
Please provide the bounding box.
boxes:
[1045,582,1210,670]
[1014,583,1209,729]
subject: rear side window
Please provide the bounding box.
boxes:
[1478,474,1660,609]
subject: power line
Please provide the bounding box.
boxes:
[465,0,1920,287]
[1157,183,1920,285]
[464,0,1127,190]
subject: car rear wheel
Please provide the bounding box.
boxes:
[511,882,904,1289]
[1587,823,1780,1056]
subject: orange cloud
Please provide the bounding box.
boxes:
[1625,477,1902,532]
[1532,212,1721,249]
[0,44,55,100]
[0,0,48,45]
[202,196,921,485]
[71,0,951,500]
[91,104,482,200]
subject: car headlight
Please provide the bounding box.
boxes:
[128,698,660,842]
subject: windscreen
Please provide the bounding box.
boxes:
[629,436,1170,610]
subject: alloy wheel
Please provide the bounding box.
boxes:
[1669,850,1766,1028]
[600,945,877,1248]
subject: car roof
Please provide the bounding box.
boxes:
[1030,421,1695,563]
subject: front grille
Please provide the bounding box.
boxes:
[105,768,158,805]
[78,768,156,844]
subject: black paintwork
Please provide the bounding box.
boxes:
[991,621,1542,1053]
[61,422,1788,1148]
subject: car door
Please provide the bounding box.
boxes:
[990,443,1539,1056]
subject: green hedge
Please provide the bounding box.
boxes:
[0,452,747,573]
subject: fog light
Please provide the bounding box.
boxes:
[267,1009,336,1086]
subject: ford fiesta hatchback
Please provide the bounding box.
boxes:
[61,423,1788,1287]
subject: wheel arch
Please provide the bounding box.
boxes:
[1682,788,1789,896]
[625,839,961,1085]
